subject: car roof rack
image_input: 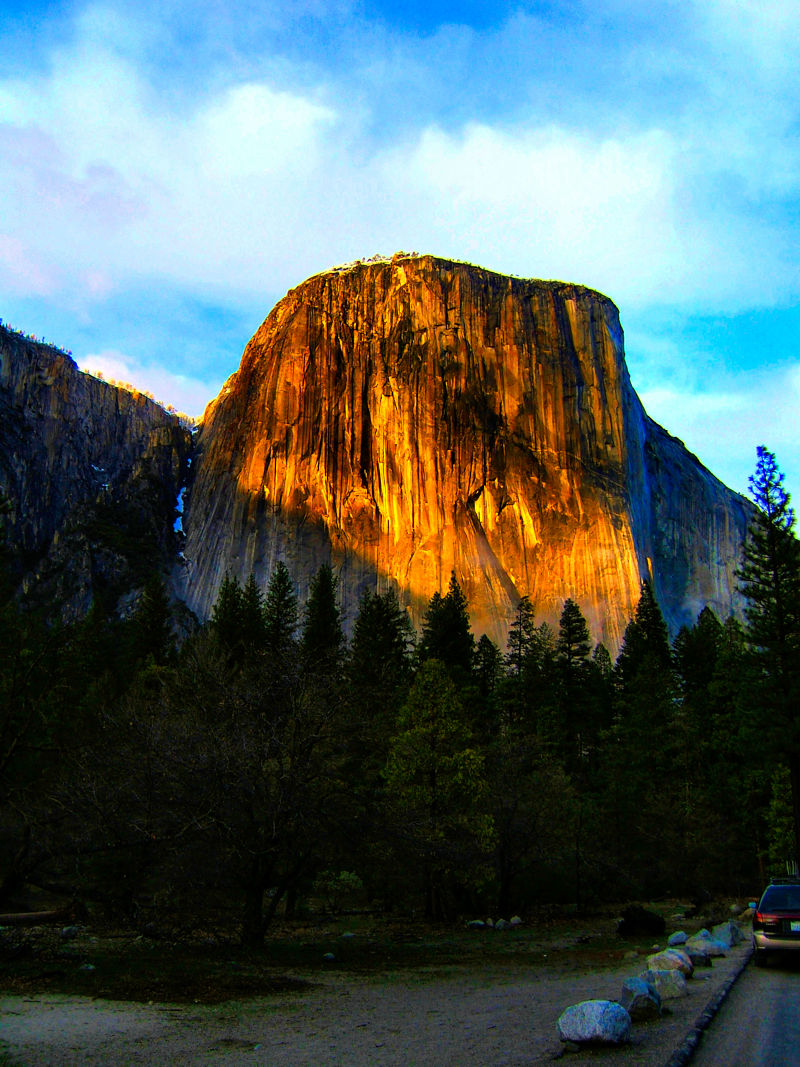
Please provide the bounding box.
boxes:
[768,876,800,885]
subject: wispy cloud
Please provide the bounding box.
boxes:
[639,360,800,497]
[1,0,799,491]
[79,348,219,418]
[0,234,60,296]
[2,1,798,310]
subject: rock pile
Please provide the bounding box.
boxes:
[556,915,746,1049]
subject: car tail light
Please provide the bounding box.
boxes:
[754,912,779,930]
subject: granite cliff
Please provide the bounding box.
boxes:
[179,254,750,650]
[0,324,192,618]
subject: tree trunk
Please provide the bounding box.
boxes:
[789,753,800,870]
[284,884,298,919]
[240,882,265,948]
[574,800,583,913]
[0,824,30,909]
[423,864,433,920]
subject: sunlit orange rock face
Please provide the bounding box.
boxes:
[180,254,750,652]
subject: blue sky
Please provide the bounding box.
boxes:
[1,0,798,497]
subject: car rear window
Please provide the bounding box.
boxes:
[761,886,800,910]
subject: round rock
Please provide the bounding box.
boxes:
[639,968,689,999]
[646,948,693,976]
[620,977,662,1021]
[557,1000,631,1045]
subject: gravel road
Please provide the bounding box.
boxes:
[0,943,751,1066]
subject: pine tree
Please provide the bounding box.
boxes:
[555,598,592,771]
[738,446,800,858]
[592,642,613,678]
[384,659,493,919]
[264,561,298,659]
[418,571,474,680]
[337,588,415,901]
[301,563,344,669]
[211,572,245,652]
[505,595,536,676]
[241,573,268,650]
[614,580,672,683]
[346,587,414,756]
[210,572,269,663]
[131,573,175,666]
[556,598,591,671]
[704,615,762,887]
[474,634,502,701]
[738,446,800,687]
[672,606,724,699]
[349,587,414,697]
[603,581,678,893]
[498,599,557,734]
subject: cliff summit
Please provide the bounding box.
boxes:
[178,254,750,649]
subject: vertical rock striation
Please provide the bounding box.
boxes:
[180,254,751,651]
[0,324,192,617]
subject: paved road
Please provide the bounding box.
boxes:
[693,953,800,1066]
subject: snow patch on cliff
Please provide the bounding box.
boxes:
[174,487,185,533]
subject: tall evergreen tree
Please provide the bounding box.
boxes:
[131,574,175,666]
[475,634,501,691]
[591,643,613,681]
[210,572,271,663]
[264,561,298,659]
[672,606,724,699]
[602,581,679,893]
[556,598,591,670]
[585,642,614,735]
[418,571,474,680]
[384,659,492,919]
[338,588,415,902]
[555,598,593,771]
[738,447,800,684]
[301,563,344,669]
[240,573,268,650]
[704,615,763,887]
[614,580,672,683]
[505,596,536,676]
[738,446,800,859]
[349,588,413,697]
[498,603,558,735]
[211,572,245,653]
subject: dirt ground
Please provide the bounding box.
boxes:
[0,941,751,1066]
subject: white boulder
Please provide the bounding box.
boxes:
[557,1000,631,1045]
[646,948,693,976]
[711,920,745,949]
[639,968,689,999]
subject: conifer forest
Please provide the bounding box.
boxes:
[1,448,798,947]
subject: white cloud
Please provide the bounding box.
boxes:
[0,0,799,505]
[694,0,800,77]
[0,234,60,296]
[2,1,799,319]
[378,123,686,302]
[79,349,219,418]
[639,362,800,496]
[194,84,335,179]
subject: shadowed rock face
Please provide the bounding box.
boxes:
[0,324,192,618]
[181,254,750,650]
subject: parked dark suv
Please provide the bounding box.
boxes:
[752,878,800,965]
